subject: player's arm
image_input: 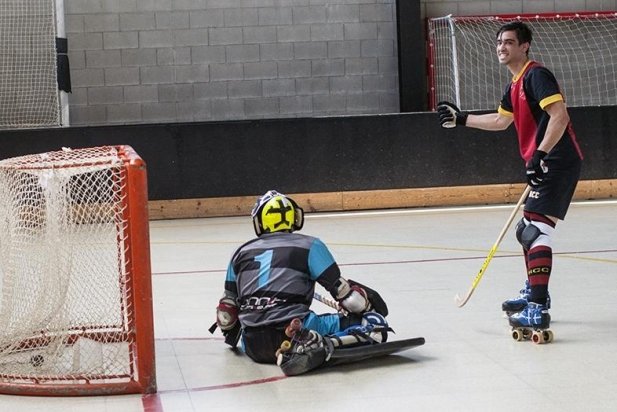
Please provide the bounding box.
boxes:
[537,99,569,153]
[524,98,570,188]
[210,264,242,346]
[308,239,371,313]
[465,111,513,131]
[437,101,513,131]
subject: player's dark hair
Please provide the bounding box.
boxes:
[496,21,533,55]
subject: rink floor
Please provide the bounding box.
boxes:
[1,199,616,411]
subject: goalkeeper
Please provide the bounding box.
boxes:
[436,21,583,331]
[214,190,389,373]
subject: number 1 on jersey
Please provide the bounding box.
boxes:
[254,250,273,289]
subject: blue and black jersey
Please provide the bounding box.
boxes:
[225,232,342,328]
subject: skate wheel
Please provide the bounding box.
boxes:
[511,329,524,341]
[275,340,292,357]
[531,331,544,344]
[543,330,554,343]
[285,318,302,337]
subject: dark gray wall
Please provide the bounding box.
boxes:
[0,106,614,200]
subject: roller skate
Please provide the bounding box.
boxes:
[275,318,324,360]
[276,319,330,375]
[502,280,551,315]
[508,302,553,344]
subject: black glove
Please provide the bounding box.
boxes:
[526,150,548,186]
[437,101,468,128]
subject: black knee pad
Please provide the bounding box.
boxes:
[515,218,526,245]
[517,222,542,250]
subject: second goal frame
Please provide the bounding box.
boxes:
[427,11,617,111]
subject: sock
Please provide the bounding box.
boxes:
[524,211,556,306]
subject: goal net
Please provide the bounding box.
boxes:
[427,12,617,110]
[0,146,156,396]
[0,0,60,128]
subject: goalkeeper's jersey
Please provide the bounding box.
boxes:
[497,60,583,163]
[225,232,341,328]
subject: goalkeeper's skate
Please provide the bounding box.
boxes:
[502,280,551,315]
[508,302,553,344]
[276,319,330,376]
[275,318,322,358]
[275,316,425,376]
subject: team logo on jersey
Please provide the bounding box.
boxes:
[241,296,285,311]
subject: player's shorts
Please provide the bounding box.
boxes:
[524,158,581,220]
[242,324,287,364]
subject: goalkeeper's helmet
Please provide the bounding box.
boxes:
[251,190,304,236]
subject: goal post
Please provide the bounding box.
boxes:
[0,146,156,396]
[427,11,617,111]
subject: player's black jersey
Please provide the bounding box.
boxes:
[225,232,341,328]
[498,61,583,164]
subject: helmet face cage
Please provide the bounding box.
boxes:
[251,190,304,236]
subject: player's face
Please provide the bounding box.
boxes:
[496,30,529,66]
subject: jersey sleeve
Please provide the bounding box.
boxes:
[307,238,344,298]
[224,261,238,296]
[307,238,339,281]
[526,66,564,109]
[498,83,514,116]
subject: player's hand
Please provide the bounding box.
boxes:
[526,150,548,186]
[339,285,370,314]
[437,101,468,128]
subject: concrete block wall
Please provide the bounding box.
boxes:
[421,0,617,18]
[65,0,399,126]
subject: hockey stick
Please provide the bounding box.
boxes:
[313,292,344,313]
[454,185,531,308]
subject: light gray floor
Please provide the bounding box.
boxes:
[1,199,616,411]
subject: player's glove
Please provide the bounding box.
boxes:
[525,150,548,187]
[437,101,468,128]
[339,285,371,314]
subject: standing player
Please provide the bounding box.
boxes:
[214,190,389,373]
[437,21,583,332]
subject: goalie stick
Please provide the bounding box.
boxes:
[313,292,345,313]
[454,185,531,307]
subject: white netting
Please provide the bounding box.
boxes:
[427,12,617,110]
[0,147,135,385]
[0,0,59,128]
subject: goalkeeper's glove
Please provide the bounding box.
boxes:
[526,150,548,187]
[437,101,468,128]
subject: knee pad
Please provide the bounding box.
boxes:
[515,218,528,246]
[517,221,542,250]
